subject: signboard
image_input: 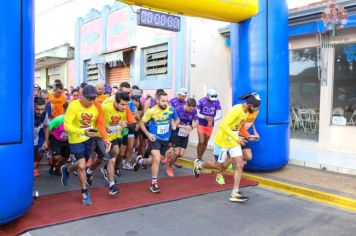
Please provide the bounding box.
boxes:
[138,9,180,32]
[332,116,347,126]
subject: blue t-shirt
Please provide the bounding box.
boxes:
[142,105,178,141]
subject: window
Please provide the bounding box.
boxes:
[142,44,168,81]
[332,44,356,126]
[86,63,99,82]
[47,66,61,86]
[289,47,320,139]
[290,47,320,109]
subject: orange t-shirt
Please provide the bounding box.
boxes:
[95,94,108,104]
[49,93,67,118]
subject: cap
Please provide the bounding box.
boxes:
[177,88,188,96]
[207,88,218,101]
[131,89,142,97]
[239,92,261,108]
[82,85,97,100]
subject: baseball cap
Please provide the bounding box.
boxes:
[177,88,188,96]
[82,85,97,100]
[207,88,218,101]
[239,92,261,108]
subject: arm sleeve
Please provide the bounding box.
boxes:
[128,101,136,113]
[214,109,222,121]
[49,115,64,131]
[94,101,107,141]
[239,123,251,138]
[125,107,136,124]
[64,103,85,136]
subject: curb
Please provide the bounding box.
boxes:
[176,158,356,212]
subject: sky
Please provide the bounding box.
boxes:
[35,0,324,53]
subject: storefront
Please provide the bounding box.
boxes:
[289,1,356,154]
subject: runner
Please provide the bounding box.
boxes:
[34,97,50,177]
[88,92,136,195]
[169,88,188,108]
[49,82,67,118]
[133,91,180,193]
[61,85,110,205]
[193,92,261,202]
[48,103,70,176]
[70,89,79,102]
[166,98,198,177]
[215,94,260,185]
[95,83,108,103]
[196,88,222,161]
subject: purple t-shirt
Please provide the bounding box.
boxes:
[197,97,221,126]
[169,97,186,109]
[175,105,198,126]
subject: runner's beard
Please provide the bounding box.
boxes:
[159,104,167,110]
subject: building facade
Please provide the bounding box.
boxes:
[35,43,75,89]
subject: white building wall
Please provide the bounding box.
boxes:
[186,18,232,147]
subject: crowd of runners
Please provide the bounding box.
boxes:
[33,79,261,205]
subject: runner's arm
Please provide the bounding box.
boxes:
[49,115,64,131]
[219,112,239,142]
[94,101,108,142]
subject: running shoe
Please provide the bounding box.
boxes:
[61,165,69,186]
[229,192,249,202]
[133,155,143,172]
[150,183,160,193]
[48,167,55,176]
[166,165,174,177]
[215,174,225,185]
[193,159,201,177]
[34,168,39,177]
[101,166,109,182]
[122,162,133,170]
[82,191,92,205]
[115,168,121,177]
[109,184,119,195]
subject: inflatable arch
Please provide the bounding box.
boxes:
[0,0,289,224]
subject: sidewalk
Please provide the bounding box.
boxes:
[183,145,356,200]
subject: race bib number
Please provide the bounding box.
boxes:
[157,124,170,134]
[60,132,68,140]
[178,128,189,137]
[109,125,121,134]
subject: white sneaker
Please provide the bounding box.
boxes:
[122,162,133,170]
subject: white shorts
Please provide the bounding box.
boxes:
[213,144,243,163]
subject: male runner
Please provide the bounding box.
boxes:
[133,91,180,193]
[196,88,222,160]
[49,82,67,118]
[61,85,110,205]
[193,93,261,202]
[95,83,108,103]
[169,88,187,108]
[166,98,198,177]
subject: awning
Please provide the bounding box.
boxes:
[90,46,136,65]
[289,13,356,37]
[35,56,67,69]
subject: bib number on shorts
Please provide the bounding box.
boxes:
[218,149,228,163]
[178,128,189,137]
[157,124,170,134]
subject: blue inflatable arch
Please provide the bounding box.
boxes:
[0,0,289,224]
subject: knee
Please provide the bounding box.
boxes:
[244,153,252,162]
[235,159,245,171]
[78,163,86,171]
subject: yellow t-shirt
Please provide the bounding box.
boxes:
[96,94,108,104]
[102,95,115,105]
[64,100,99,144]
[214,104,248,148]
[102,102,136,141]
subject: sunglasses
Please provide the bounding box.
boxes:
[209,95,218,98]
